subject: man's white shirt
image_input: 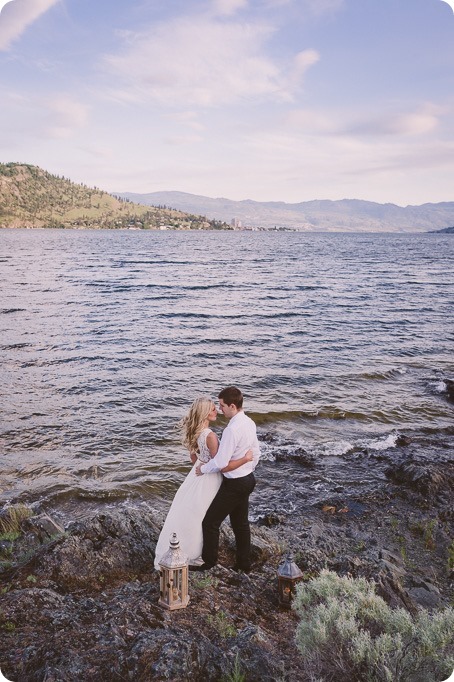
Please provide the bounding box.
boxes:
[200,411,260,478]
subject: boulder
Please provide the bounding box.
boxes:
[23,513,65,542]
[444,379,454,403]
[385,459,453,498]
[36,505,162,589]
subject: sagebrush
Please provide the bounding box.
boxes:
[293,569,454,682]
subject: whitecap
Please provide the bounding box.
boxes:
[322,440,354,457]
[367,432,399,451]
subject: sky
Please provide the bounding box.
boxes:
[0,0,453,205]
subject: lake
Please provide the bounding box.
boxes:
[1,228,453,518]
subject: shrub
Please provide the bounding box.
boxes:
[293,569,454,682]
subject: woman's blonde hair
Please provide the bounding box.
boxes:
[179,397,215,454]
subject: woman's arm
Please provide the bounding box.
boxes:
[190,452,198,464]
[206,431,219,458]
[221,449,253,473]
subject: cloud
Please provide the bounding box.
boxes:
[299,0,345,16]
[285,104,443,139]
[212,0,248,16]
[45,95,89,138]
[163,133,203,146]
[348,106,441,137]
[168,111,205,132]
[0,0,59,51]
[0,89,88,143]
[103,15,319,108]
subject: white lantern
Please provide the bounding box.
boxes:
[158,533,189,610]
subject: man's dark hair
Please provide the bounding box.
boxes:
[218,386,243,409]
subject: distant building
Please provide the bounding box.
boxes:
[231,218,243,228]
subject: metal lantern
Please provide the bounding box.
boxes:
[277,553,303,608]
[158,532,190,610]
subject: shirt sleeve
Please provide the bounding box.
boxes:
[200,426,236,474]
[252,434,261,469]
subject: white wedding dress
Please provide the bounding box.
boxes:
[154,428,223,569]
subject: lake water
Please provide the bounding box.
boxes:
[1,229,453,518]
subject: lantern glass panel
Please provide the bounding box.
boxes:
[172,570,182,602]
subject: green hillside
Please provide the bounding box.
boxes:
[0,163,228,230]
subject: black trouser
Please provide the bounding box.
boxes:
[202,473,256,569]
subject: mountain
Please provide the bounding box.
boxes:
[432,226,454,234]
[0,164,228,230]
[117,190,454,232]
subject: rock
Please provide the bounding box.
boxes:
[385,458,454,498]
[256,512,286,527]
[36,504,162,589]
[375,571,419,616]
[220,523,281,565]
[396,435,412,446]
[130,628,227,681]
[379,559,407,581]
[444,379,454,403]
[407,586,443,610]
[379,548,405,567]
[23,513,65,542]
[275,447,316,468]
[232,624,288,681]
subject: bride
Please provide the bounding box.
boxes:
[154,397,253,569]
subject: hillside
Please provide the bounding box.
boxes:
[0,164,228,230]
[118,190,454,232]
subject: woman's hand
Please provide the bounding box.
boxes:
[245,449,253,462]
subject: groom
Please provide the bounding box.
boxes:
[193,386,260,573]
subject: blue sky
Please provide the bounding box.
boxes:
[1,0,453,204]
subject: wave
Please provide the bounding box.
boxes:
[249,405,429,426]
[1,343,31,350]
[431,380,454,395]
[249,407,371,425]
[248,410,313,425]
[360,368,407,380]
[365,432,400,451]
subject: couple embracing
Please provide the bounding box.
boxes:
[154,386,260,574]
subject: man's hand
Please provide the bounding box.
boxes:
[195,465,203,476]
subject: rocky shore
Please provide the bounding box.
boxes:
[1,439,453,681]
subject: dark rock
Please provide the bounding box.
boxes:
[407,586,443,610]
[256,512,285,527]
[385,458,454,498]
[23,513,65,542]
[131,628,227,681]
[375,572,419,616]
[379,548,405,567]
[36,504,162,589]
[275,447,316,468]
[445,379,454,403]
[396,435,412,446]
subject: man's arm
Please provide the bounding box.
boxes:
[251,433,260,469]
[222,449,253,472]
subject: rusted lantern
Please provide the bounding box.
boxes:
[277,553,303,608]
[158,532,189,610]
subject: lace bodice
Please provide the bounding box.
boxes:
[197,428,213,463]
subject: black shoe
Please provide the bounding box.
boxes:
[232,565,251,574]
[189,563,214,572]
